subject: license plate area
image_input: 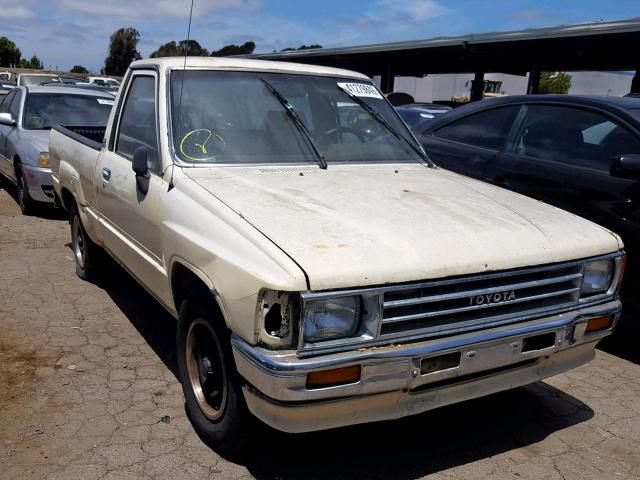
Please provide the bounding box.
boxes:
[410,329,561,389]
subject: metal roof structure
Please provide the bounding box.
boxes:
[250,17,640,98]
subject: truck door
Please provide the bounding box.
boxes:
[95,70,169,300]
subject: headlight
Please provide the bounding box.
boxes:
[38,152,49,168]
[303,296,360,342]
[581,259,614,296]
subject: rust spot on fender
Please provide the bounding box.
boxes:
[313,243,349,251]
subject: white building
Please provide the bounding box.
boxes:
[391,71,634,103]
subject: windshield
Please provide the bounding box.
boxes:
[23,93,113,130]
[170,70,424,165]
[20,75,60,86]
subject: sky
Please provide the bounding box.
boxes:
[2,0,640,72]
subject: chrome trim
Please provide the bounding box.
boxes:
[296,252,623,356]
[234,299,620,404]
[383,272,582,308]
[578,255,625,304]
[241,341,599,433]
[382,287,580,324]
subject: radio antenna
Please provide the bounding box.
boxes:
[168,0,195,191]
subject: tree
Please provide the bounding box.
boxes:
[0,36,21,67]
[150,39,209,58]
[20,55,43,69]
[70,65,88,74]
[210,41,255,57]
[539,72,572,94]
[280,44,322,52]
[103,27,142,76]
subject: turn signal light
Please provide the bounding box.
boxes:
[306,365,361,389]
[585,315,614,333]
[38,152,49,168]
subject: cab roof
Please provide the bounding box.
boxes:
[22,85,115,99]
[129,57,370,81]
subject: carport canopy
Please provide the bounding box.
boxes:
[250,17,640,99]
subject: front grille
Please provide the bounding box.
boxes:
[380,263,583,338]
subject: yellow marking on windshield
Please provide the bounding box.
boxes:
[179,129,224,162]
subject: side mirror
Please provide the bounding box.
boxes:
[610,154,640,181]
[0,112,15,126]
[132,146,150,194]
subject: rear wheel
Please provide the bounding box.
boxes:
[16,164,35,215]
[70,202,101,281]
[177,293,252,451]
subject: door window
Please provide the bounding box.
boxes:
[512,105,640,171]
[432,106,519,150]
[8,91,21,120]
[115,75,159,172]
[0,90,15,114]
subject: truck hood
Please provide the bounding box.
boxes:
[186,164,621,290]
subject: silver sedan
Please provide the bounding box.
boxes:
[0,86,113,214]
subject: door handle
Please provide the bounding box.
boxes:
[102,167,111,182]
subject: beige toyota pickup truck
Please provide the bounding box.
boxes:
[50,57,625,450]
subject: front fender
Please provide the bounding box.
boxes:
[168,256,228,322]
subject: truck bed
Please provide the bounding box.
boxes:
[52,125,105,150]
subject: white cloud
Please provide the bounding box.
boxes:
[0,1,34,19]
[56,0,261,18]
[372,0,448,22]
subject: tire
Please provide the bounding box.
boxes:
[70,202,101,281]
[16,164,36,215]
[177,293,252,451]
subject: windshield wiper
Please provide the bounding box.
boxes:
[261,79,327,169]
[337,86,430,163]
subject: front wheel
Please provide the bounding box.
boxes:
[16,164,36,215]
[177,294,252,450]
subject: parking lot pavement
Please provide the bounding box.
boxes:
[1,185,640,480]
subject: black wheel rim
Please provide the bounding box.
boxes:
[186,318,228,421]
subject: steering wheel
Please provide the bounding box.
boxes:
[318,126,366,145]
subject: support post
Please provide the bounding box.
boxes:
[380,67,395,94]
[527,63,541,94]
[469,71,485,102]
[631,68,640,96]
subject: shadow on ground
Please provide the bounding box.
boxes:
[230,383,592,480]
[94,264,594,480]
[0,177,67,220]
[95,262,178,377]
[597,323,640,365]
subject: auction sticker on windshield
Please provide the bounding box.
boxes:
[337,82,383,99]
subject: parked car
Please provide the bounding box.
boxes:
[0,86,114,213]
[16,73,62,86]
[40,82,118,97]
[0,72,12,82]
[0,81,16,98]
[59,75,87,85]
[51,58,624,450]
[395,103,452,129]
[414,94,640,298]
[87,76,120,87]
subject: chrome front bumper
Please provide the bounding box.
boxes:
[232,300,620,433]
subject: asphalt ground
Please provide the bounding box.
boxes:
[1,182,640,480]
